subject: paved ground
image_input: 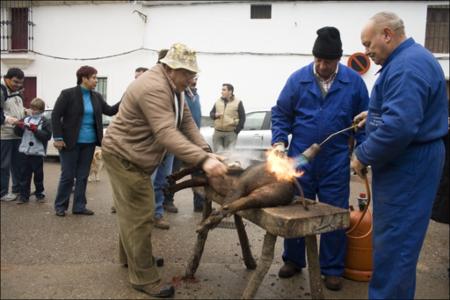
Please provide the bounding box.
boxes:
[1,159,449,299]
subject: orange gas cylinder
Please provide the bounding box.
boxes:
[344,193,373,282]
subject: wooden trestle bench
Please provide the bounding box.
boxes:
[184,185,350,299]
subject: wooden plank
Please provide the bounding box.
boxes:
[239,202,349,238]
[305,235,324,299]
[185,189,214,278]
[241,232,277,299]
[208,191,349,238]
[234,214,257,270]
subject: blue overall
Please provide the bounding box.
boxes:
[272,63,369,276]
[355,38,448,299]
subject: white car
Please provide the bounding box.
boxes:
[43,109,111,157]
[200,110,274,161]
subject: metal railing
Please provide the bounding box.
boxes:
[0,0,34,53]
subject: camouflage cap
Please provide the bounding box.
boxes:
[159,43,200,73]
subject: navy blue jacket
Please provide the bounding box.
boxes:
[185,88,202,128]
[355,38,448,168]
[272,62,369,170]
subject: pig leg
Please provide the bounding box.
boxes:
[166,166,201,185]
[164,177,208,198]
[223,182,294,213]
[196,182,294,234]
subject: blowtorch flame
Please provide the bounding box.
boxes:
[266,149,303,181]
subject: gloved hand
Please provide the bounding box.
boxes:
[272,142,286,158]
[16,120,25,129]
[27,123,38,132]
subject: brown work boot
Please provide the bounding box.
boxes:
[154,216,170,230]
[163,202,178,213]
[132,280,175,298]
[324,275,343,291]
[278,261,302,278]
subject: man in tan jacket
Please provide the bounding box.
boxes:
[102,43,227,298]
[209,83,246,152]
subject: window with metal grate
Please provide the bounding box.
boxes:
[250,4,271,19]
[95,77,108,101]
[425,5,449,54]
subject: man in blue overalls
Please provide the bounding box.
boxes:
[352,12,448,299]
[271,26,369,291]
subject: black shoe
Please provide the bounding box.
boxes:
[55,211,66,217]
[163,202,178,213]
[153,256,164,267]
[36,197,46,203]
[132,281,175,298]
[193,206,203,212]
[111,206,116,213]
[73,209,94,215]
[278,262,302,278]
[16,197,29,205]
[35,193,45,200]
[324,275,343,291]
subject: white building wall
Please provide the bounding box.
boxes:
[1,1,448,112]
[142,1,449,112]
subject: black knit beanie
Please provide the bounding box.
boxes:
[312,26,343,59]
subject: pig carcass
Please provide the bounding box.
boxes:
[165,162,298,234]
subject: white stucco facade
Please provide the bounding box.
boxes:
[1,1,448,112]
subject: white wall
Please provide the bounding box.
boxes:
[1,1,448,113]
[2,3,150,108]
[142,1,449,113]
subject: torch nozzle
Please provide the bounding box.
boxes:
[294,143,321,168]
[293,122,358,170]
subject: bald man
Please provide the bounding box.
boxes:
[352,12,448,299]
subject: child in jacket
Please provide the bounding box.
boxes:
[14,98,52,203]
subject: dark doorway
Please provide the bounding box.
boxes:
[22,76,36,108]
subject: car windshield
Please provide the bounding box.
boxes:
[243,111,267,130]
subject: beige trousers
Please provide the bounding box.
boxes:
[212,130,237,152]
[103,151,160,285]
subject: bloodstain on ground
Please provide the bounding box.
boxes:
[172,275,200,288]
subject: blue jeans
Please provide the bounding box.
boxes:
[54,143,95,213]
[167,157,204,209]
[151,153,174,218]
[1,139,22,197]
[193,190,205,210]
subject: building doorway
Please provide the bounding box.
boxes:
[22,76,36,108]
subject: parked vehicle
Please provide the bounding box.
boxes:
[200,110,274,160]
[43,109,111,157]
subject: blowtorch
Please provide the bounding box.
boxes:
[294,122,359,168]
